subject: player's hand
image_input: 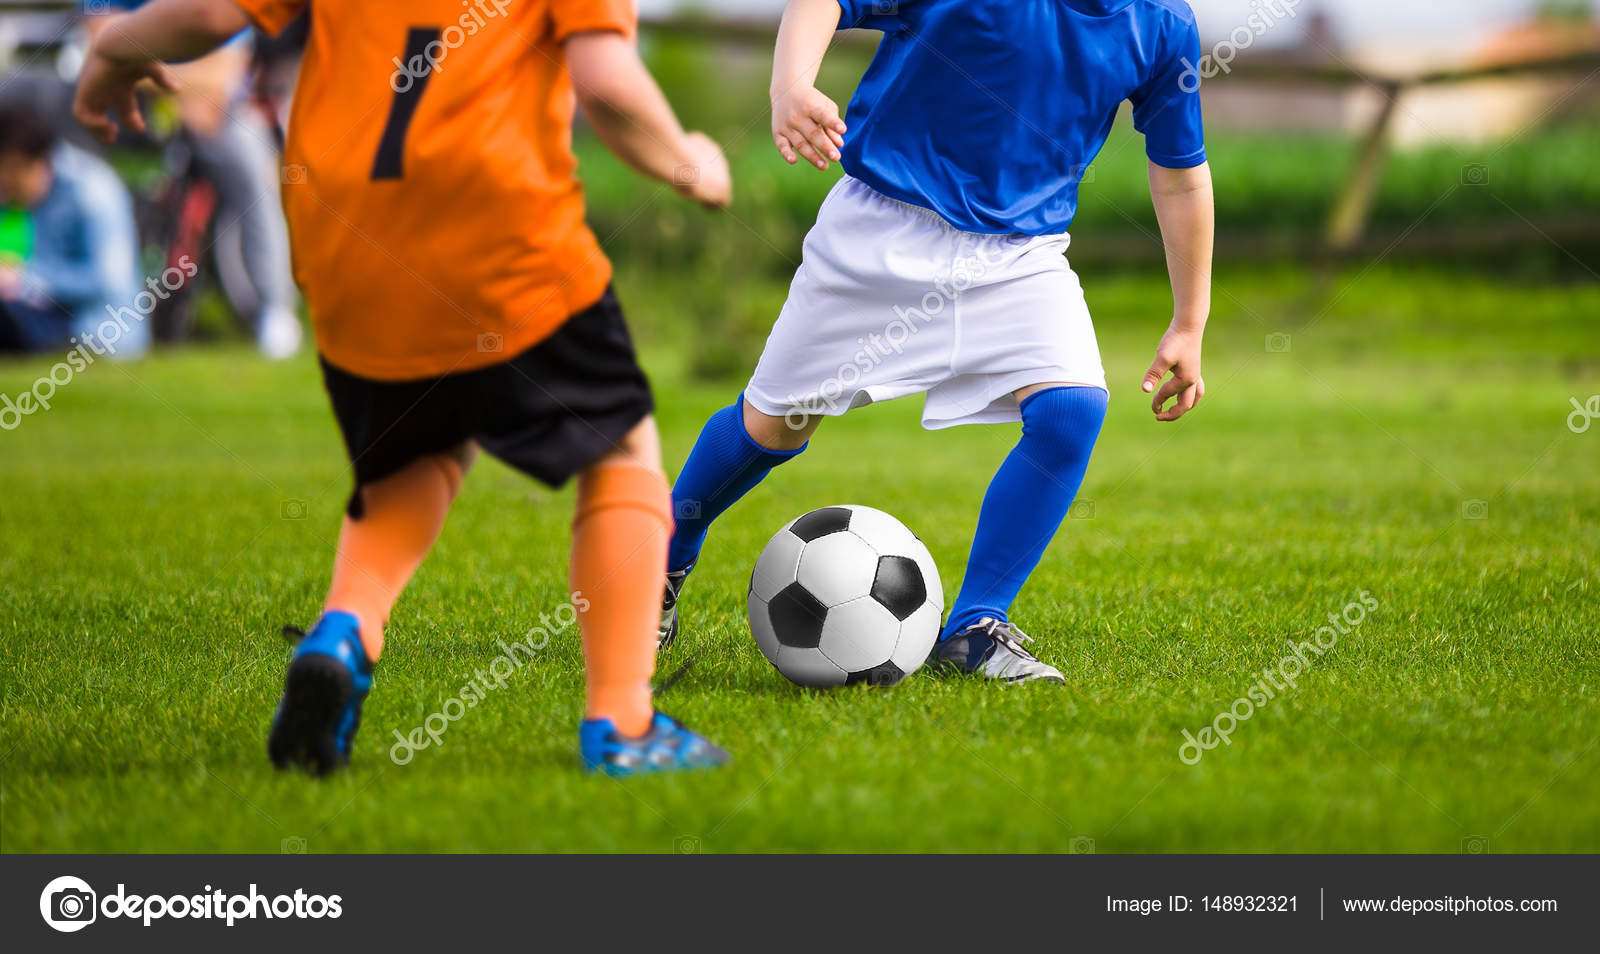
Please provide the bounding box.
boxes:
[73,45,177,144]
[675,132,731,210]
[1141,323,1206,422]
[772,86,845,170]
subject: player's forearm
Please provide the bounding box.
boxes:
[92,0,252,65]
[770,0,840,101]
[568,33,694,188]
[1149,161,1214,332]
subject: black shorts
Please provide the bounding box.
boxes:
[321,286,653,517]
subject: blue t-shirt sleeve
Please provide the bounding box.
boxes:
[836,0,911,30]
[1129,15,1208,169]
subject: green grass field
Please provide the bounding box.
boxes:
[1,264,1596,852]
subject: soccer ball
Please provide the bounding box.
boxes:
[748,505,943,687]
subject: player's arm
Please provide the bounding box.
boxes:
[1142,161,1214,422]
[566,31,730,210]
[770,0,847,170]
[72,0,252,141]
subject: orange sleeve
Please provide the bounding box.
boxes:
[231,0,307,36]
[548,0,637,42]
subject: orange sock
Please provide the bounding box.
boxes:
[324,453,464,661]
[570,461,669,738]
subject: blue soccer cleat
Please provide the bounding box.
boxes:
[580,711,730,775]
[268,611,373,776]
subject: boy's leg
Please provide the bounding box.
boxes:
[270,444,472,775]
[326,443,475,660]
[657,398,817,649]
[665,395,817,572]
[571,418,668,737]
[573,415,730,772]
[933,383,1108,683]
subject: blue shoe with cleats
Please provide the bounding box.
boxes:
[267,611,373,776]
[579,711,730,775]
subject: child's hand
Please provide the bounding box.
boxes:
[676,132,732,209]
[73,46,177,143]
[772,86,845,170]
[1141,323,1206,421]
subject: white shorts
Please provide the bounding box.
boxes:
[744,176,1107,430]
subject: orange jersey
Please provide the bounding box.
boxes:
[236,0,634,380]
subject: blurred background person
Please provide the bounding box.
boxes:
[83,0,301,359]
[0,101,141,355]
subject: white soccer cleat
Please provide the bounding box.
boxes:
[930,617,1066,684]
[658,561,694,651]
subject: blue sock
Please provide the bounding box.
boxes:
[941,386,1108,640]
[667,395,805,572]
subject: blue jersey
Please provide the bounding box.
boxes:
[834,0,1208,235]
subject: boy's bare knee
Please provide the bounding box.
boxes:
[428,442,476,498]
[594,416,663,473]
[742,398,818,451]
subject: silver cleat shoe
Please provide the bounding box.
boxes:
[657,562,694,651]
[929,617,1065,684]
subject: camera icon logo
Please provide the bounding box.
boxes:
[673,164,700,186]
[674,498,702,521]
[1069,835,1096,854]
[1461,164,1489,186]
[674,835,702,854]
[1068,499,1095,520]
[281,164,308,185]
[1265,332,1292,353]
[872,0,899,13]
[477,332,504,353]
[84,0,111,14]
[1461,834,1491,854]
[1461,498,1489,521]
[281,498,308,520]
[39,875,97,933]
[282,835,308,854]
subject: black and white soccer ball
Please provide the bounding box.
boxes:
[748,505,943,687]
